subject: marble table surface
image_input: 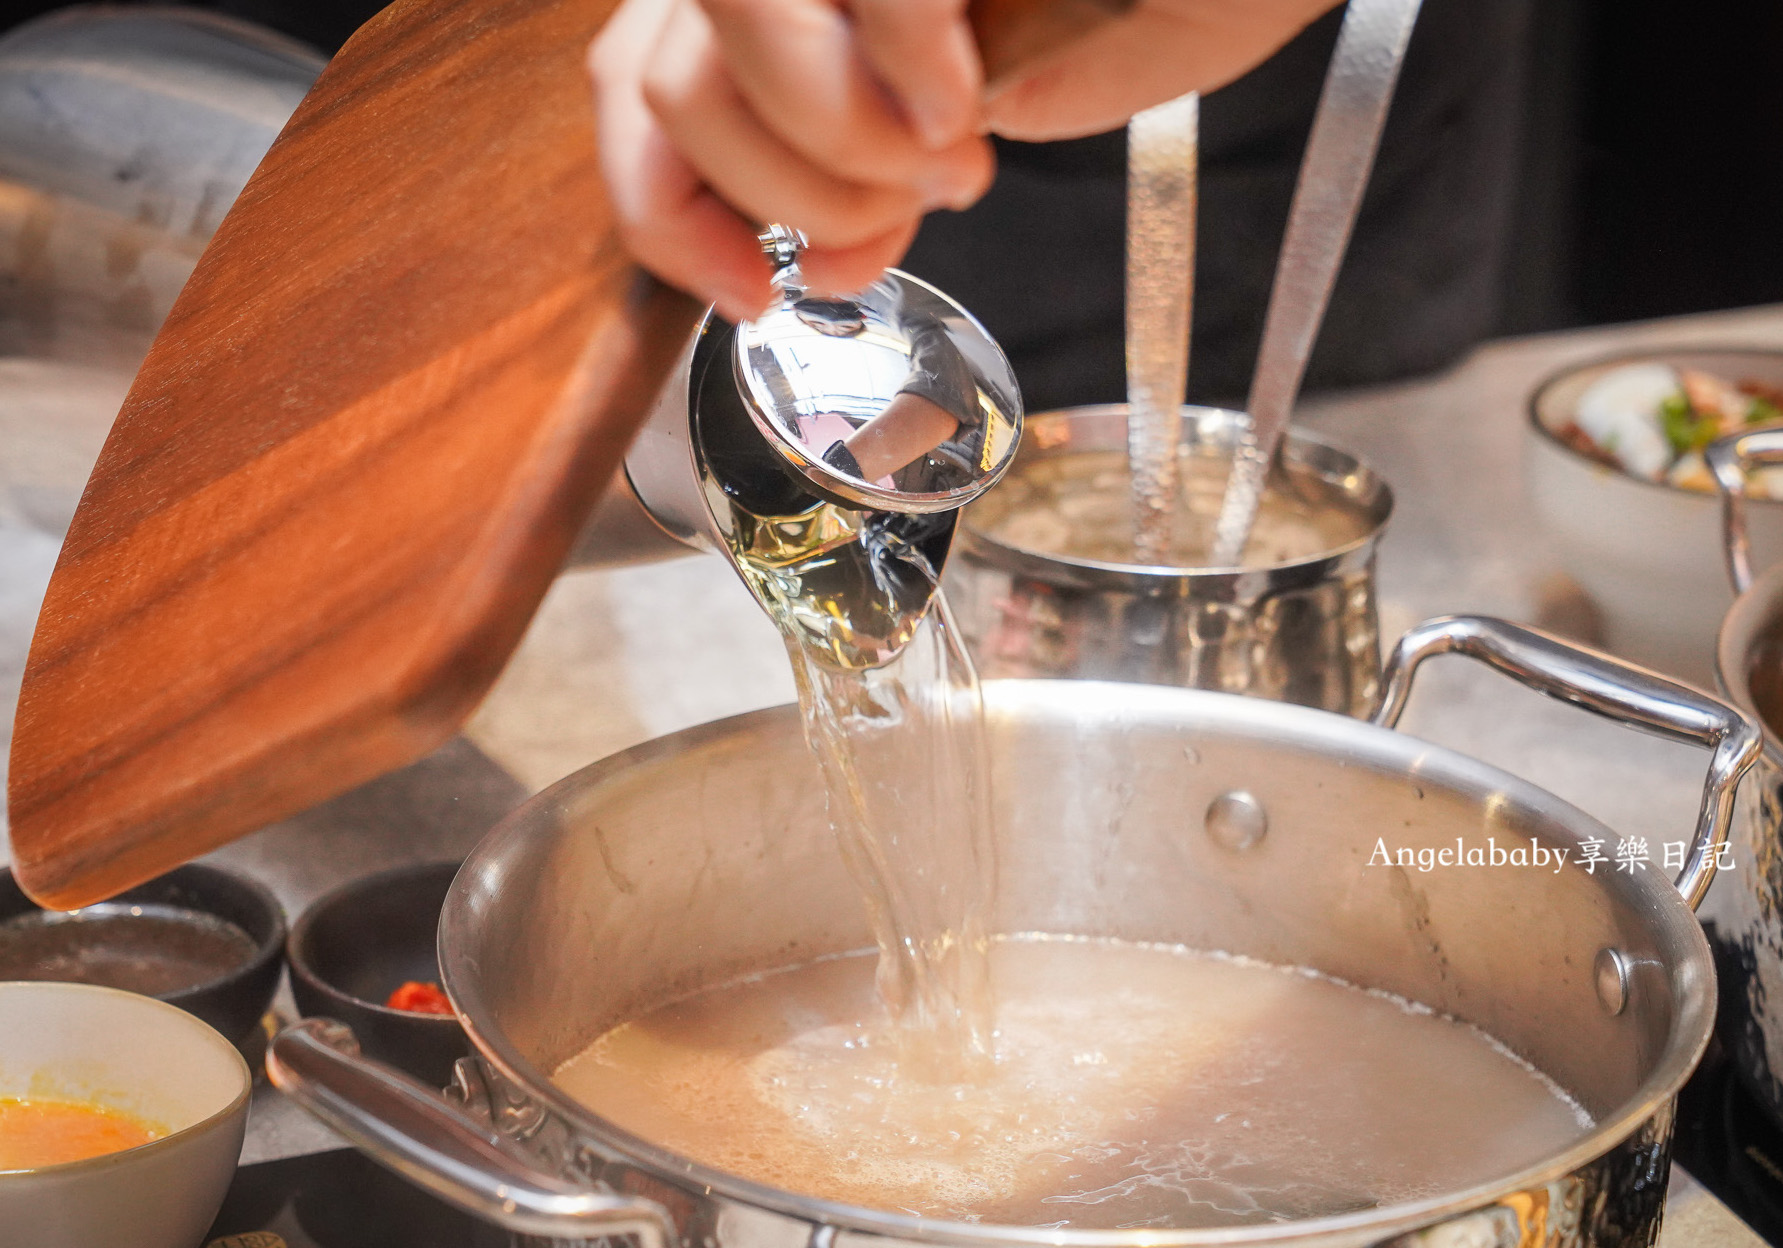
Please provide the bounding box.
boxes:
[1,303,1780,1206]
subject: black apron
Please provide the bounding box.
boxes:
[900,0,1535,413]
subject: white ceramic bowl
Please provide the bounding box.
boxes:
[1527,347,1783,683]
[0,981,251,1248]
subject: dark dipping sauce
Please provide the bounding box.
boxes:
[0,903,257,995]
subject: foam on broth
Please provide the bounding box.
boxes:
[555,936,1591,1229]
[975,450,1371,568]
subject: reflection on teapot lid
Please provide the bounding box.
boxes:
[733,226,1023,516]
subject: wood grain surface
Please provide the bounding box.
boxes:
[8,0,1124,908]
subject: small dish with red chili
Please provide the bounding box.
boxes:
[286,862,470,1087]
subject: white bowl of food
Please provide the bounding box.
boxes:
[1527,347,1783,681]
[0,981,251,1248]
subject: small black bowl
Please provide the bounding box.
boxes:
[0,862,286,1047]
[286,861,470,1088]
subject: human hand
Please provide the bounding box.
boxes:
[589,0,993,323]
[983,0,1343,141]
[589,0,1339,322]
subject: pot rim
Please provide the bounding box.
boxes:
[440,679,1713,1248]
[955,405,1392,592]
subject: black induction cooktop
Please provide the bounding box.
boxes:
[1673,1047,1783,1247]
[203,1146,507,1248]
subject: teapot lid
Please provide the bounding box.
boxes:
[733,226,1022,515]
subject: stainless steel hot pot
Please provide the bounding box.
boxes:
[1695,429,1783,1132]
[270,616,1759,1248]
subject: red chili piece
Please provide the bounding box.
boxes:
[385,980,454,1015]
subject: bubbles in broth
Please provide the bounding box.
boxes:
[555,936,1591,1229]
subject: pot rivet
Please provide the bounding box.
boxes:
[1594,947,1630,1016]
[1206,791,1267,851]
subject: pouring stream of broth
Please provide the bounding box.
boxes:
[709,359,1000,1065]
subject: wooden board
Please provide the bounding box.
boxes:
[7,0,1129,908]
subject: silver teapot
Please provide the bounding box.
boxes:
[587,227,1024,668]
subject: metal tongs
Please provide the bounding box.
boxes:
[1210,0,1425,566]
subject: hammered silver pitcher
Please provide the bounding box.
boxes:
[945,405,1391,715]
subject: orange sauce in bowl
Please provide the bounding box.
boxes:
[0,1097,163,1169]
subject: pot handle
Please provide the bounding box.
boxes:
[1372,615,1761,909]
[1706,427,1783,594]
[267,1018,676,1243]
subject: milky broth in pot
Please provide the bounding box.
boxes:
[555,936,1592,1230]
